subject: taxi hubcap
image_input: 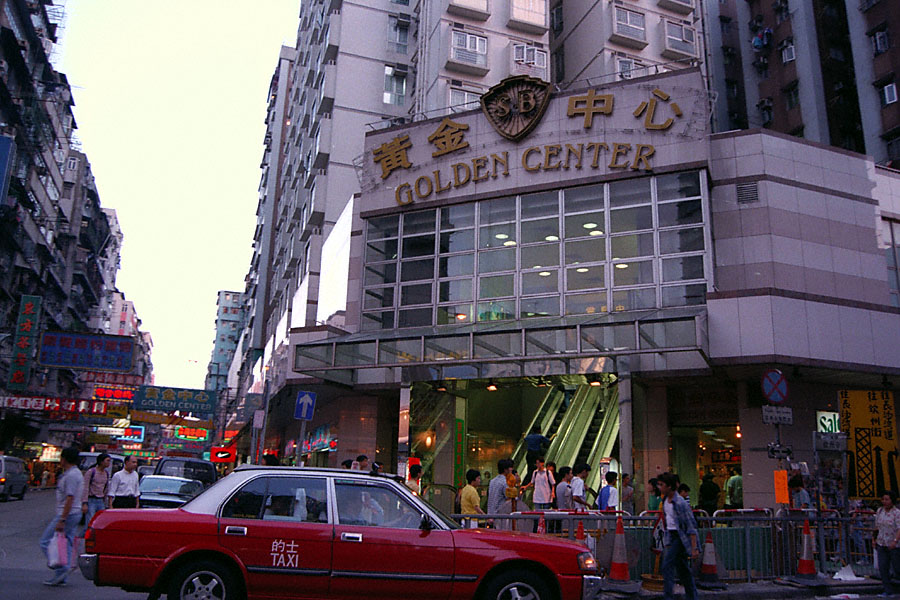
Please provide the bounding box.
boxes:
[181,571,225,600]
[498,582,539,600]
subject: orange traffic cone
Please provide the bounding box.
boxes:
[536,513,546,535]
[575,519,586,545]
[608,516,630,582]
[697,532,726,590]
[788,519,823,586]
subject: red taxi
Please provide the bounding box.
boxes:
[79,466,600,600]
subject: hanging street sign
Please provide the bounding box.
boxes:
[761,368,789,404]
[294,391,316,421]
[762,405,793,425]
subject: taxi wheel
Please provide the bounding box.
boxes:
[481,569,551,600]
[168,559,240,600]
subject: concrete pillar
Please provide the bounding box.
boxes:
[618,361,634,484]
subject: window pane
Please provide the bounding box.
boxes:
[581,323,635,351]
[222,477,267,519]
[521,243,559,269]
[521,218,559,244]
[662,255,705,281]
[441,204,475,230]
[567,265,605,291]
[521,296,560,318]
[425,335,470,360]
[380,339,421,363]
[521,190,558,218]
[612,261,654,286]
[610,206,652,232]
[439,279,473,302]
[361,311,395,330]
[402,234,435,257]
[440,229,474,253]
[364,287,394,308]
[478,248,515,272]
[565,212,605,239]
[480,223,516,248]
[522,270,558,295]
[658,200,702,227]
[365,263,397,286]
[610,233,653,259]
[662,284,707,307]
[401,283,432,305]
[477,300,515,321]
[566,291,608,315]
[335,483,421,529]
[657,171,701,200]
[659,228,704,254]
[401,259,434,281]
[480,196,516,224]
[367,215,399,239]
[639,319,697,348]
[565,238,606,264]
[612,288,655,311]
[480,274,514,298]
[609,178,650,207]
[365,239,398,262]
[525,328,578,354]
[439,254,474,276]
[564,183,603,213]
[474,332,522,358]
[399,308,432,328]
[437,304,473,324]
[263,477,328,523]
[403,210,436,234]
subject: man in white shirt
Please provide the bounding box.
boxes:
[39,446,83,586]
[598,471,619,510]
[571,463,591,509]
[108,455,141,508]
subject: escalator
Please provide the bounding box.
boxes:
[512,386,566,477]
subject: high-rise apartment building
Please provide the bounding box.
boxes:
[205,290,243,394]
[550,0,703,87]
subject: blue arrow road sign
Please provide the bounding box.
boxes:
[294,391,316,421]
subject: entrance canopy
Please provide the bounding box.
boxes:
[294,306,708,385]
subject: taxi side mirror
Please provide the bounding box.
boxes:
[419,514,433,531]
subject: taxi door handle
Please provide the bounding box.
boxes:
[341,532,363,543]
[225,526,247,536]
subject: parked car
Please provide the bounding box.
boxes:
[0,456,29,501]
[136,465,155,480]
[153,457,217,488]
[138,475,204,509]
[79,466,600,600]
[79,452,125,474]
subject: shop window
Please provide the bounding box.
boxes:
[521,243,560,269]
[400,258,434,281]
[610,233,654,260]
[402,234,436,258]
[565,292,608,315]
[657,199,702,227]
[480,274,515,298]
[399,308,432,328]
[439,279,473,302]
[611,288,656,311]
[364,287,395,309]
[441,204,476,229]
[437,304,474,324]
[613,260,654,286]
[565,211,605,239]
[610,206,653,233]
[610,178,651,207]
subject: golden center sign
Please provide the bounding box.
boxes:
[369,72,701,208]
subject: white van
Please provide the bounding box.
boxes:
[0,456,29,501]
[79,452,126,474]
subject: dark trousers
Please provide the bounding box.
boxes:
[878,545,900,593]
[111,496,137,508]
[662,531,698,600]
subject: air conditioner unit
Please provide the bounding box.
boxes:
[395,63,409,74]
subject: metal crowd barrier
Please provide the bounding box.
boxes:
[451,509,879,582]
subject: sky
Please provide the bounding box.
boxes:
[57,1,300,389]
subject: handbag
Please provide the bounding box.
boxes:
[47,531,68,568]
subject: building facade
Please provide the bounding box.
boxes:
[205,290,243,394]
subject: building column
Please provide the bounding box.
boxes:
[618,357,633,485]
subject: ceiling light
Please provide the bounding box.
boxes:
[538,271,551,277]
[702,430,716,435]
[486,380,498,392]
[503,240,517,246]
[456,313,467,321]
[583,222,597,229]
[436,384,447,392]
[589,230,603,236]
[544,235,559,241]
[614,263,629,269]
[576,268,589,273]
[495,233,509,240]
[714,438,726,442]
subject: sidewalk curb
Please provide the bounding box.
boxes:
[629,579,882,599]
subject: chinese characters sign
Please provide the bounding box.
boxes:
[82,371,145,386]
[132,386,217,415]
[0,395,107,415]
[7,295,42,391]
[840,390,898,499]
[39,332,134,372]
[175,426,210,442]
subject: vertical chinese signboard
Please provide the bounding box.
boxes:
[7,295,42,391]
[840,390,898,499]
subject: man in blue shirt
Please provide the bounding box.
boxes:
[524,427,554,481]
[658,472,699,600]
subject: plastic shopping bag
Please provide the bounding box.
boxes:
[47,531,68,568]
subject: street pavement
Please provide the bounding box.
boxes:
[0,486,145,599]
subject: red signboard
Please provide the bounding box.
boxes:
[210,447,236,463]
[93,386,136,400]
[0,395,107,415]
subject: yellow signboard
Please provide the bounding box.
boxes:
[107,402,129,419]
[130,410,214,429]
[840,390,898,499]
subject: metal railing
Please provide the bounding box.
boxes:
[450,509,879,582]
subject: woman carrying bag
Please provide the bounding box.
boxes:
[875,490,900,597]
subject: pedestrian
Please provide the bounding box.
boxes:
[555,466,574,510]
[355,455,369,471]
[522,457,556,510]
[487,459,514,529]
[678,483,691,504]
[725,467,743,509]
[597,471,619,510]
[406,463,422,494]
[658,471,700,600]
[370,461,384,475]
[648,477,662,511]
[546,461,558,507]
[460,469,485,524]
[341,458,354,469]
[789,475,811,509]
[523,427,554,481]
[262,454,279,466]
[621,473,635,515]
[571,463,592,509]
[875,490,900,596]
[41,467,51,489]
[81,453,110,528]
[39,446,82,587]
[108,455,141,508]
[698,472,719,515]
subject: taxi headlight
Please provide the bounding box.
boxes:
[577,552,598,573]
